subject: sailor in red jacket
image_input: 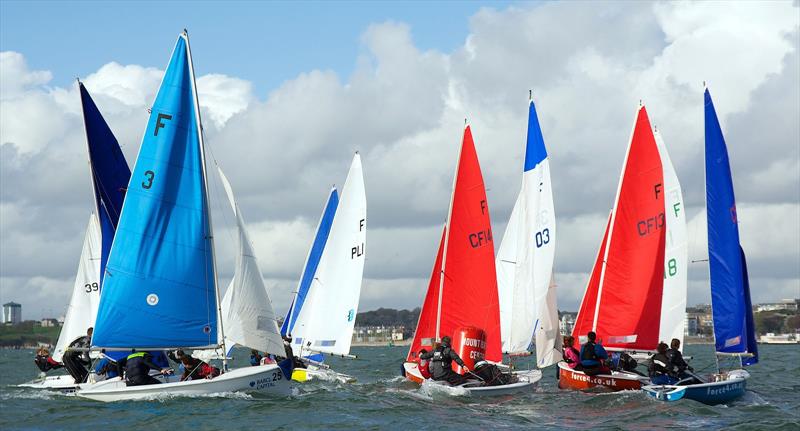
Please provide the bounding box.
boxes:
[417,348,432,379]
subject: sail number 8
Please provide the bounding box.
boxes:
[665,258,677,278]
[535,229,551,248]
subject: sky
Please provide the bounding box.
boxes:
[1,1,798,320]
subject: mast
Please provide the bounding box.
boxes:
[591,105,641,331]
[435,122,468,341]
[183,29,227,369]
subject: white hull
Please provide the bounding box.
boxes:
[18,374,79,390]
[417,368,541,397]
[294,365,356,383]
[77,364,290,402]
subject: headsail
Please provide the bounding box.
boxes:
[218,168,285,357]
[289,154,366,356]
[407,125,501,363]
[496,99,560,366]
[281,188,339,337]
[704,88,758,365]
[78,82,131,286]
[655,129,688,347]
[572,106,666,351]
[92,33,218,349]
[53,215,102,362]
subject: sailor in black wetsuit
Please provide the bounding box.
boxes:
[647,342,676,385]
[62,327,93,383]
[419,336,470,386]
[666,338,698,384]
[117,351,173,386]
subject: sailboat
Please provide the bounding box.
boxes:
[496,95,562,369]
[76,31,291,402]
[402,124,542,396]
[281,154,366,383]
[559,104,688,391]
[643,87,755,405]
[19,81,131,390]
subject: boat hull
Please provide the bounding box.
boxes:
[642,369,749,405]
[76,364,290,402]
[403,361,541,396]
[17,374,79,390]
[557,361,645,391]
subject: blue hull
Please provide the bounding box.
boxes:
[643,371,748,405]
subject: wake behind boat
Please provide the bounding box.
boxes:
[643,87,758,406]
[76,31,290,402]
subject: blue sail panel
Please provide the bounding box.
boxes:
[80,82,131,228]
[79,83,131,286]
[523,100,548,172]
[705,89,751,355]
[740,248,758,366]
[280,298,294,337]
[284,188,339,335]
[92,35,217,348]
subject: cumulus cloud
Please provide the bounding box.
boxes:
[1,2,798,320]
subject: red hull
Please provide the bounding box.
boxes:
[403,362,424,384]
[557,362,643,391]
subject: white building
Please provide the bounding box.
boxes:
[560,314,575,336]
[3,302,22,325]
[755,299,798,313]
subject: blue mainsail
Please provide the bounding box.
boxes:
[281,188,339,337]
[79,82,131,285]
[92,34,217,348]
[704,88,758,365]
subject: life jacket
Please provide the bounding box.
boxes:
[196,363,220,379]
[125,352,151,379]
[418,357,431,379]
[581,342,598,362]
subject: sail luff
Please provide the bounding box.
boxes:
[182,31,224,356]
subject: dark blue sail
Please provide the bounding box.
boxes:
[79,82,131,285]
[92,34,217,349]
[281,188,339,337]
[704,88,757,364]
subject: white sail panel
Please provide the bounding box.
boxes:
[291,154,367,356]
[535,275,562,367]
[218,168,285,357]
[53,215,102,362]
[496,196,520,353]
[655,130,688,346]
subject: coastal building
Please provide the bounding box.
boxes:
[3,302,22,325]
[755,299,799,312]
[685,315,699,336]
[353,325,406,344]
[40,318,59,327]
[559,313,575,336]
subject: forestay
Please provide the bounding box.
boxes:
[496,99,560,367]
[92,34,218,349]
[217,168,285,357]
[53,215,102,362]
[289,154,366,356]
[705,88,758,365]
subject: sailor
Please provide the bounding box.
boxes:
[647,342,677,385]
[579,331,609,376]
[117,351,173,386]
[281,336,306,369]
[562,336,581,369]
[62,327,93,383]
[417,348,432,379]
[94,355,119,379]
[33,347,63,373]
[666,338,697,383]
[419,336,470,385]
[250,350,263,366]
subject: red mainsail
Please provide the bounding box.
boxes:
[572,214,611,340]
[573,106,666,351]
[407,125,502,363]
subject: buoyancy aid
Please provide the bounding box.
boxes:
[581,342,598,362]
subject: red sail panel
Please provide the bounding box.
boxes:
[595,106,666,351]
[407,227,446,361]
[439,126,502,362]
[572,214,611,340]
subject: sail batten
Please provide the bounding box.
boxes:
[92,34,217,349]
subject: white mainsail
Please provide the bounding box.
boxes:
[218,168,286,357]
[496,100,561,367]
[654,129,688,346]
[291,154,367,356]
[53,215,102,362]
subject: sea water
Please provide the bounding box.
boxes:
[1,344,798,430]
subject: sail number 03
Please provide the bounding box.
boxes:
[535,228,551,248]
